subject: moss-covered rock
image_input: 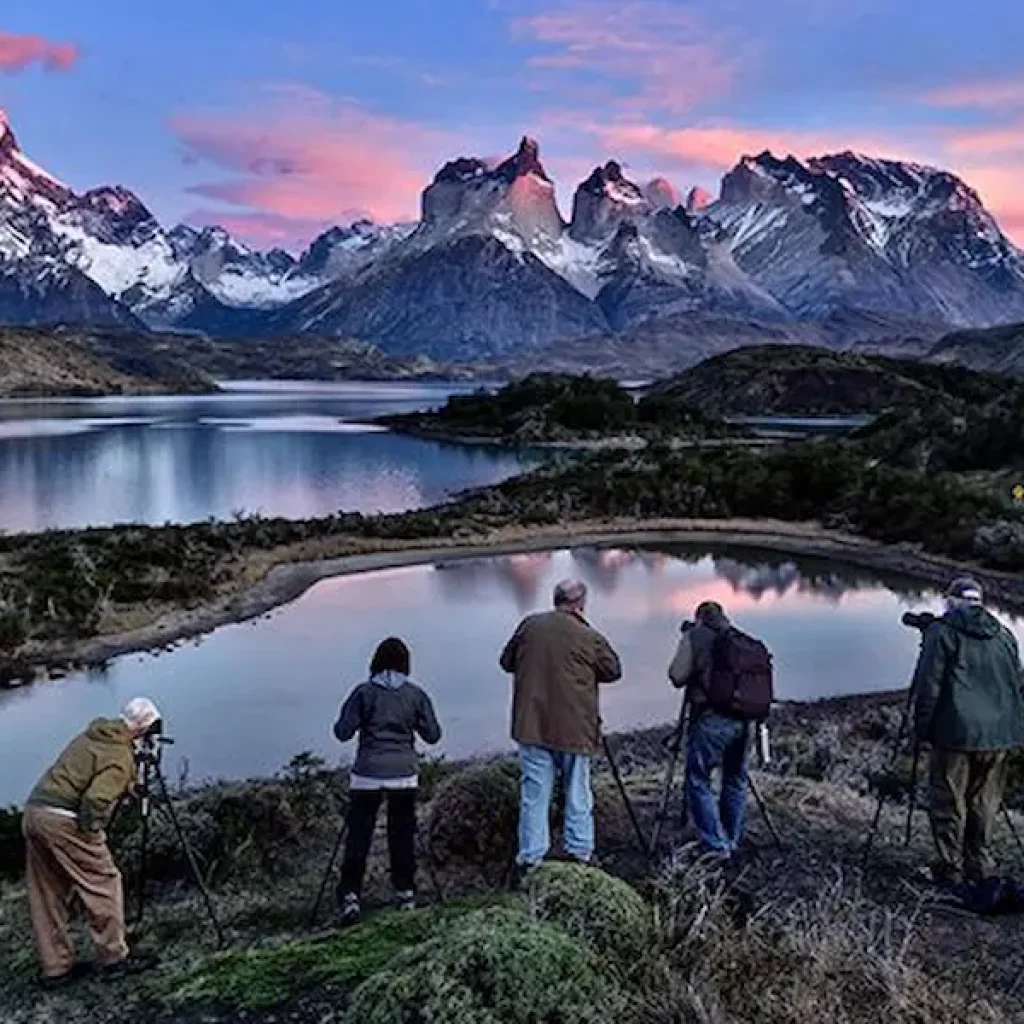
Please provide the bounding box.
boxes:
[525,862,653,970]
[163,904,481,1010]
[342,906,623,1024]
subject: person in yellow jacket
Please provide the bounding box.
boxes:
[23,697,162,986]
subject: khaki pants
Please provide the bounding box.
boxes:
[928,748,1008,883]
[22,805,128,978]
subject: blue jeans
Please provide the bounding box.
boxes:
[685,712,750,855]
[518,744,594,866]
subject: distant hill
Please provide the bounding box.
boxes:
[928,321,1024,379]
[0,326,212,397]
[646,344,1018,417]
[380,373,733,442]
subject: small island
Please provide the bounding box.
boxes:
[377,372,738,445]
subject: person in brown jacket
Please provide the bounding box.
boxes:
[23,697,162,986]
[500,578,622,870]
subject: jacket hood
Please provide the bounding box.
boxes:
[945,605,1002,640]
[85,717,132,743]
[370,670,410,690]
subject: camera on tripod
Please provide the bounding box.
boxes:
[134,717,174,770]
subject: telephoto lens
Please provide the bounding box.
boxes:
[901,610,938,632]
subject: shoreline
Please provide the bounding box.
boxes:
[12,517,1024,684]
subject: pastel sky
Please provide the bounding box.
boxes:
[1,0,1022,250]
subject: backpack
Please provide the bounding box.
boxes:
[706,628,774,721]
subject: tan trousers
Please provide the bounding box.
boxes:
[928,748,1008,883]
[22,805,129,978]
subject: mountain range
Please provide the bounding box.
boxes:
[2,110,1024,368]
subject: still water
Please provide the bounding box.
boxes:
[0,380,537,532]
[3,544,1022,807]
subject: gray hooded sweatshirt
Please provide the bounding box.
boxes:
[334,671,442,780]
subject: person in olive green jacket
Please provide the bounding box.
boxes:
[500,578,622,871]
[912,578,1024,885]
[23,697,162,985]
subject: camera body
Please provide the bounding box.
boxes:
[134,717,173,770]
[901,610,939,633]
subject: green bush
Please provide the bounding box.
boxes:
[525,863,652,970]
[342,906,623,1024]
[424,761,520,885]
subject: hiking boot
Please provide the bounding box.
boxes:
[396,890,416,912]
[97,952,159,981]
[39,962,92,989]
[338,892,361,926]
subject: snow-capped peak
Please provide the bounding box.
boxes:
[686,186,714,214]
[645,177,682,210]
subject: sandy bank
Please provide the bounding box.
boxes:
[11,516,1024,683]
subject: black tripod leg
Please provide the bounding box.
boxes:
[748,776,783,850]
[309,820,348,930]
[153,769,225,947]
[649,734,682,856]
[602,734,650,861]
[1001,803,1024,861]
[650,701,689,856]
[903,743,921,848]
[136,762,151,926]
[861,712,912,869]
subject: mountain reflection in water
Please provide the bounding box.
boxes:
[0,545,1020,806]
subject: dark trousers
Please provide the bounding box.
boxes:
[929,748,1008,882]
[338,789,417,897]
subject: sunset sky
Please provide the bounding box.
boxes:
[2,0,1022,250]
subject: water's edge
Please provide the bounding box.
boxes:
[13,517,1024,686]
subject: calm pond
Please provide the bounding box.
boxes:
[0,380,539,532]
[2,544,1021,807]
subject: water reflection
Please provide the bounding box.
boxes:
[1,545,1020,806]
[0,383,539,531]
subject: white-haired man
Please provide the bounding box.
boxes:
[23,697,162,986]
[500,578,622,872]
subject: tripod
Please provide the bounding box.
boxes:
[649,700,783,857]
[120,732,225,947]
[601,732,653,861]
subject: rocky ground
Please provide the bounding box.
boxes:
[2,694,1022,1023]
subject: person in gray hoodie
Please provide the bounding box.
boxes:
[333,637,441,924]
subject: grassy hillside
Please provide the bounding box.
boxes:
[648,343,1019,417]
[0,326,213,397]
[928,321,1024,379]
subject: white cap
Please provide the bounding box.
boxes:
[121,697,162,734]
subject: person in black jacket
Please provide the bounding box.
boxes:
[333,637,441,924]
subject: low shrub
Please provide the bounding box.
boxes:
[342,906,623,1024]
[525,863,653,970]
[424,761,520,886]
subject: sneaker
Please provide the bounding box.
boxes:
[96,952,159,981]
[396,890,416,912]
[338,892,361,926]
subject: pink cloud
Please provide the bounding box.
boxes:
[944,121,1024,158]
[950,163,1024,245]
[513,1,741,115]
[0,32,79,73]
[171,88,450,243]
[593,122,910,170]
[924,75,1024,111]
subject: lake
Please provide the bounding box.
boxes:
[2,543,1021,807]
[0,380,539,532]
